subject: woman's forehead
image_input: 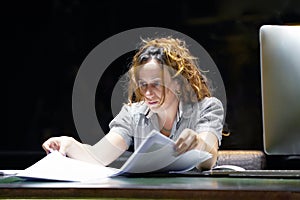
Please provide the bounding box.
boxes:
[138,62,172,81]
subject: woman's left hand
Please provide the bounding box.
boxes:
[175,128,206,155]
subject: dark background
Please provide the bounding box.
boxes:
[3,0,300,169]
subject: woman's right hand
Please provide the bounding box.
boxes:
[42,136,75,156]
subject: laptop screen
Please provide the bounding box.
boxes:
[260,25,300,155]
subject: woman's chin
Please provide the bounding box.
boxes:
[147,103,160,111]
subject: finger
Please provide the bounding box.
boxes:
[49,141,60,151]
[187,136,199,150]
[176,134,197,155]
[57,141,67,156]
[175,129,190,149]
[186,134,198,151]
[42,141,55,154]
[43,138,61,154]
[58,149,67,156]
[176,142,188,155]
[175,133,188,151]
[42,144,51,154]
[175,137,185,150]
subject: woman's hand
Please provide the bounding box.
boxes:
[42,136,76,156]
[175,128,219,170]
[175,128,206,155]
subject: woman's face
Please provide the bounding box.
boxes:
[137,59,179,112]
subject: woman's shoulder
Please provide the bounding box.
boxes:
[199,96,223,107]
[187,97,223,108]
[192,97,224,113]
[181,97,223,117]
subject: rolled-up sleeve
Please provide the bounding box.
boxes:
[109,104,134,147]
[195,97,224,145]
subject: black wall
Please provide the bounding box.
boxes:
[4,0,300,169]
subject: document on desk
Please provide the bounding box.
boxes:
[15,131,212,182]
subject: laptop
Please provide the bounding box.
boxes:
[260,25,300,155]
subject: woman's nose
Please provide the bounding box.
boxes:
[144,86,154,97]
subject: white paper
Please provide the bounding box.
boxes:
[211,164,246,171]
[16,151,119,182]
[117,131,212,174]
[16,131,212,182]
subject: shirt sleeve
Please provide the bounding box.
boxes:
[108,104,134,148]
[195,97,224,145]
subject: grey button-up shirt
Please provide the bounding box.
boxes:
[109,97,224,150]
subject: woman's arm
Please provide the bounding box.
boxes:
[195,131,218,170]
[83,131,128,166]
[42,132,128,166]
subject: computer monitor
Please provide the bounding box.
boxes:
[260,25,300,155]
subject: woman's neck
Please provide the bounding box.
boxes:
[157,101,179,136]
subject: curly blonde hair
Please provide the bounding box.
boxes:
[127,36,211,104]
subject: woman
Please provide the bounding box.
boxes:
[42,37,224,170]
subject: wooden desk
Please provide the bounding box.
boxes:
[1,176,300,199]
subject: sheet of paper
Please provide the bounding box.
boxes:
[118,131,212,174]
[16,151,119,182]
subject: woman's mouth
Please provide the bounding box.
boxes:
[147,100,159,105]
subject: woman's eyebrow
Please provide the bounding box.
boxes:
[151,78,162,82]
[138,78,162,82]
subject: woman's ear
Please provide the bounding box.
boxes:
[173,78,182,95]
[174,78,181,90]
